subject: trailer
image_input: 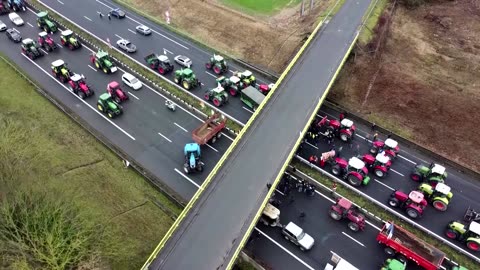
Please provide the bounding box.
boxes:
[324,252,359,270]
[240,85,265,112]
[192,113,226,145]
[376,222,445,270]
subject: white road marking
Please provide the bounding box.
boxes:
[305,141,318,149]
[242,107,254,114]
[229,69,235,73]
[88,65,97,72]
[366,220,381,231]
[163,48,173,54]
[157,132,172,143]
[398,154,416,164]
[40,48,48,55]
[374,179,395,191]
[342,232,365,247]
[255,228,315,270]
[174,122,188,132]
[57,43,63,48]
[12,28,19,33]
[275,189,285,196]
[95,0,189,49]
[57,0,64,4]
[128,28,137,34]
[84,16,92,22]
[390,168,404,176]
[315,190,335,203]
[23,54,136,140]
[205,71,217,78]
[115,34,123,40]
[221,133,234,141]
[27,22,34,28]
[128,91,139,100]
[205,144,219,153]
[174,168,202,189]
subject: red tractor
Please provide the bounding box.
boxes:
[107,81,129,103]
[68,74,94,99]
[255,83,275,96]
[329,198,365,232]
[314,116,356,142]
[37,31,57,52]
[330,157,371,187]
[362,152,392,178]
[388,190,427,219]
[370,138,400,159]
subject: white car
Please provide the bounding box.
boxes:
[0,21,7,31]
[9,13,24,26]
[174,55,192,68]
[121,72,142,90]
[116,39,137,53]
[282,222,315,251]
[136,24,151,35]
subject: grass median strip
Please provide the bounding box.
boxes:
[0,54,181,269]
[30,0,243,134]
[291,160,477,269]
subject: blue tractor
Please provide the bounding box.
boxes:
[183,143,204,174]
[7,0,25,12]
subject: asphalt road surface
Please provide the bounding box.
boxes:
[38,0,275,125]
[296,106,480,261]
[148,1,372,269]
[0,8,231,201]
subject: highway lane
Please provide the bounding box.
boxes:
[0,9,232,199]
[297,108,480,260]
[38,0,277,124]
[148,1,372,269]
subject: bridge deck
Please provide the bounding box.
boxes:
[149,1,372,269]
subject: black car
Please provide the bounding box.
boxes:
[110,8,126,18]
[6,28,21,43]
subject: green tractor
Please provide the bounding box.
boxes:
[51,59,73,83]
[418,182,453,211]
[144,53,174,75]
[90,50,118,74]
[445,221,480,251]
[97,93,122,118]
[410,163,447,186]
[204,85,228,107]
[205,54,228,75]
[216,75,247,96]
[235,70,256,87]
[21,38,43,60]
[174,68,200,90]
[380,258,406,270]
[60,29,81,50]
[36,11,57,33]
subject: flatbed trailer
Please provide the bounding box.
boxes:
[192,113,226,145]
[376,222,445,270]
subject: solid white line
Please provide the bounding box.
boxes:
[84,16,92,22]
[366,220,381,231]
[305,141,318,149]
[23,54,136,141]
[57,43,63,48]
[255,228,315,270]
[174,122,188,132]
[205,71,217,78]
[390,168,404,177]
[127,29,137,34]
[242,107,254,114]
[27,22,34,27]
[95,0,189,49]
[57,0,64,4]
[398,154,416,164]
[205,144,219,153]
[163,48,173,54]
[88,65,97,72]
[342,232,365,247]
[374,179,395,191]
[275,189,285,196]
[174,168,201,189]
[128,92,139,100]
[157,132,172,143]
[115,34,123,40]
[315,190,335,203]
[40,48,48,55]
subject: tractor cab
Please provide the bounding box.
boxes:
[212,85,225,94]
[418,182,452,211]
[347,157,368,176]
[158,54,171,65]
[51,59,72,82]
[372,138,400,158]
[61,30,81,49]
[260,203,280,227]
[408,190,425,205]
[61,29,73,40]
[430,163,446,178]
[36,11,57,33]
[362,152,391,178]
[51,59,66,72]
[434,182,451,196]
[340,118,354,129]
[229,75,241,85]
[384,138,399,152]
[21,38,37,50]
[213,54,225,63]
[69,74,85,87]
[107,81,128,103]
[183,143,204,174]
[411,163,447,186]
[239,70,255,85]
[330,198,366,232]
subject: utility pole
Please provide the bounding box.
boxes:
[301,0,305,16]
[310,0,314,10]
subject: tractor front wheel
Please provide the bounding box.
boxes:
[183,81,190,90]
[95,61,100,69]
[347,174,361,186]
[406,208,420,219]
[348,222,360,232]
[205,62,212,69]
[197,164,204,172]
[103,67,108,74]
[183,165,190,174]
[78,92,86,99]
[204,93,210,101]
[388,197,399,207]
[37,22,41,28]
[329,210,342,221]
[114,96,121,104]
[445,229,459,239]
[331,165,342,176]
[410,172,422,182]
[340,133,351,142]
[213,97,222,107]
[374,169,385,178]
[369,147,378,155]
[229,88,237,96]
[432,200,448,211]
[43,26,48,33]
[97,104,104,112]
[158,67,165,74]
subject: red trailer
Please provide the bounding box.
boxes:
[192,113,226,145]
[376,222,445,270]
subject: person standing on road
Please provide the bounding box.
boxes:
[99,12,103,19]
[337,146,343,158]
[373,132,378,143]
[371,122,377,131]
[108,12,111,20]
[355,144,360,157]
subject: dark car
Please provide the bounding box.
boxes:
[6,28,21,43]
[110,8,126,18]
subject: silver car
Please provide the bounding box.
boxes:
[116,39,136,53]
[174,55,192,68]
[136,24,151,35]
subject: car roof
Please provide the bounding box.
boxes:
[7,28,15,33]
[285,222,302,236]
[122,73,135,80]
[177,55,188,60]
[137,25,149,29]
[9,12,19,18]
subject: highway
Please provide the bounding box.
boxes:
[38,0,275,125]
[0,8,231,201]
[147,1,372,269]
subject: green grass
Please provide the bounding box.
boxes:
[291,160,477,269]
[221,0,301,15]
[0,55,181,269]
[359,0,390,44]
[235,260,256,270]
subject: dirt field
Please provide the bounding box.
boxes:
[123,0,335,73]
[330,0,480,171]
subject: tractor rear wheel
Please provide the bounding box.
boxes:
[467,241,480,251]
[43,26,48,32]
[432,200,447,211]
[103,67,108,74]
[183,81,190,90]
[205,62,212,69]
[445,229,458,239]
[374,169,385,178]
[69,44,74,50]
[213,66,221,74]
[396,255,407,264]
[410,172,422,182]
[95,61,100,69]
[388,197,399,207]
[211,136,217,144]
[198,164,204,172]
[369,147,378,155]
[331,165,342,176]
[384,247,395,256]
[204,93,210,101]
[329,210,342,221]
[213,97,222,107]
[340,133,350,142]
[347,174,361,186]
[158,67,165,74]
[406,208,420,219]
[348,222,360,232]
[229,88,237,96]
[78,92,86,99]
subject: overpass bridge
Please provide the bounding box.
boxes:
[143,1,373,269]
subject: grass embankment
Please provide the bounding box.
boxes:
[359,0,390,44]
[221,0,301,15]
[0,56,181,269]
[30,0,243,134]
[291,160,477,269]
